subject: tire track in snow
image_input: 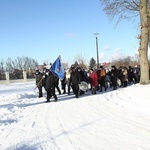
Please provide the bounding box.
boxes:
[52,96,106,150]
[36,102,60,150]
[95,90,150,149]
[47,99,80,150]
[0,104,40,150]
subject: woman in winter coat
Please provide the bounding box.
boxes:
[43,70,57,102]
[89,68,98,94]
[121,67,128,87]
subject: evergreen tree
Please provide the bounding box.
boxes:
[89,57,96,69]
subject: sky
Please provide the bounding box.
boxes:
[0,81,150,149]
[0,0,142,66]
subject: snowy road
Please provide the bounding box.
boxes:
[0,82,150,150]
[0,82,35,96]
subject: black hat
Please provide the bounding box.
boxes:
[71,65,75,70]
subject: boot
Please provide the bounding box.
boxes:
[54,96,58,102]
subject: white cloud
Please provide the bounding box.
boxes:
[65,33,77,38]
[111,48,125,61]
[103,45,110,51]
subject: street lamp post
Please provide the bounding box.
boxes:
[93,33,99,69]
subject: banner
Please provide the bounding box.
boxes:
[50,56,65,80]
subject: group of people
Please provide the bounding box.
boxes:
[35,64,140,102]
[35,68,60,102]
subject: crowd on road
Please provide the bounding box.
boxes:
[35,64,140,102]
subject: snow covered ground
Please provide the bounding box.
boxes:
[0,81,150,150]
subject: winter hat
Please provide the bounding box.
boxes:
[71,65,75,70]
[111,65,115,68]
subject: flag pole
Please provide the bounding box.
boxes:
[34,76,44,90]
[50,55,61,70]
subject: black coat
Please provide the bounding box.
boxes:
[111,68,119,83]
[44,73,55,91]
[36,72,43,87]
[70,69,80,85]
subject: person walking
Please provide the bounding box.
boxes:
[61,71,67,94]
[66,68,71,95]
[35,69,44,98]
[133,65,140,84]
[69,65,81,98]
[43,70,57,102]
[89,68,98,94]
[120,66,128,87]
[111,66,119,90]
[99,66,107,92]
[128,66,134,84]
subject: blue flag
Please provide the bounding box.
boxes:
[50,56,65,80]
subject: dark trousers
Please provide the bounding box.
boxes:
[134,74,140,83]
[46,88,57,102]
[61,83,66,93]
[112,77,117,90]
[92,87,96,94]
[99,77,107,91]
[68,84,71,94]
[55,85,61,94]
[72,83,79,98]
[38,86,43,98]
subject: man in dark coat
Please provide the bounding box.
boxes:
[69,65,81,98]
[43,70,57,102]
[111,66,119,90]
[128,66,134,84]
[133,65,140,84]
[78,67,88,95]
[35,69,43,98]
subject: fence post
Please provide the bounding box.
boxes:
[23,70,27,82]
[5,72,10,84]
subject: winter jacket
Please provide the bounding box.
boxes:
[44,73,55,91]
[70,69,81,85]
[89,72,98,87]
[36,72,43,87]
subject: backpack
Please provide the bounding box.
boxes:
[100,69,106,77]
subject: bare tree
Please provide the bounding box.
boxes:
[99,0,149,84]
[73,53,88,69]
[14,56,38,71]
[138,0,149,84]
[5,56,38,72]
[75,53,87,65]
[0,59,4,73]
[5,58,15,72]
[111,55,139,67]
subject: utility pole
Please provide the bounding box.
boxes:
[93,33,99,69]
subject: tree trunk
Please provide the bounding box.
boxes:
[148,4,150,48]
[139,0,149,84]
